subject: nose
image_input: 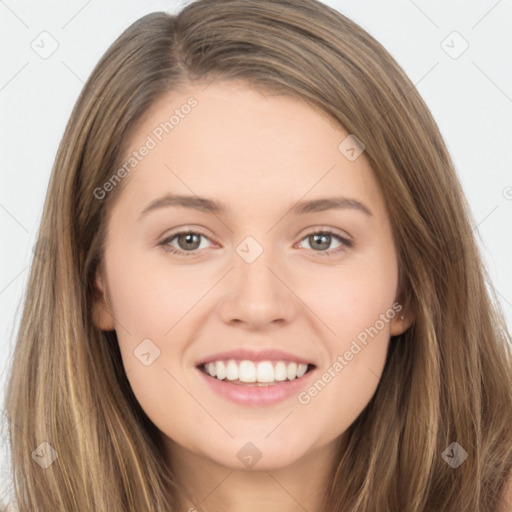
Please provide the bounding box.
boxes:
[217,242,298,330]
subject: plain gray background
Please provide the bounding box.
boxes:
[1,0,511,500]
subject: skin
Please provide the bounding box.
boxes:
[93,79,413,512]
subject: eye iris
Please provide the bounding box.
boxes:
[310,233,330,251]
[178,233,201,250]
[169,231,340,254]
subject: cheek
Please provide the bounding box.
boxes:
[295,251,398,430]
[302,253,398,344]
[105,247,197,338]
[104,250,203,429]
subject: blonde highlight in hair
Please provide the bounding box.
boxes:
[4,0,512,510]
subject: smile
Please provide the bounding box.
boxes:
[199,359,312,385]
[196,358,317,406]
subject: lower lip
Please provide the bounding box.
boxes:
[196,366,317,406]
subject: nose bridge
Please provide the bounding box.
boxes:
[234,234,281,295]
[219,233,294,326]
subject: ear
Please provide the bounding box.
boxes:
[390,282,414,336]
[92,266,115,331]
[390,306,414,336]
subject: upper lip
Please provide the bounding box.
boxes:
[196,348,316,367]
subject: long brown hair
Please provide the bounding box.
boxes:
[4,0,512,510]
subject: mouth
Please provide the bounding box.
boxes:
[197,359,316,387]
[194,348,318,405]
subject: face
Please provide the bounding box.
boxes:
[93,79,411,472]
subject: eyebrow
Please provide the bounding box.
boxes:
[138,193,373,219]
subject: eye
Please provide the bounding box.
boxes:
[159,228,353,257]
[159,231,213,257]
[296,230,353,256]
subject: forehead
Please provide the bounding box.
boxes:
[112,80,385,221]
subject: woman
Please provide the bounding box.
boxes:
[3,0,512,510]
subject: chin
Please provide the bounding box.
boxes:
[203,434,313,471]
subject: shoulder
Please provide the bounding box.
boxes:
[498,472,512,512]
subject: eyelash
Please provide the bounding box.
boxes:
[158,229,354,257]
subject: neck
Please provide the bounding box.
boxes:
[165,438,340,512]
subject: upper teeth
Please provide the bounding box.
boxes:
[203,359,309,383]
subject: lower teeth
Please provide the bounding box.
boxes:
[208,375,298,386]
[227,379,281,386]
